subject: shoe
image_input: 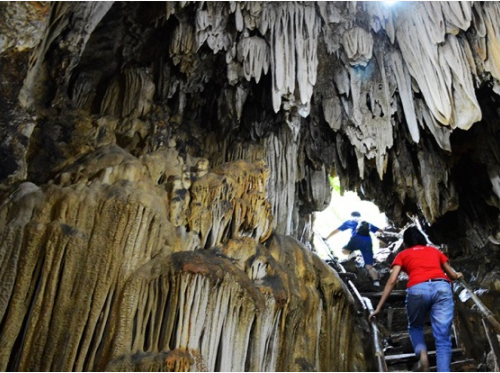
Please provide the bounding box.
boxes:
[373,281,380,287]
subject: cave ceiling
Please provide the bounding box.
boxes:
[2,1,500,255]
[3,2,500,372]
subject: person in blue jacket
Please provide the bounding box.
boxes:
[326,211,383,286]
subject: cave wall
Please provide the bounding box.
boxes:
[0,143,366,371]
[2,1,500,371]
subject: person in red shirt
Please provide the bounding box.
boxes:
[369,227,463,372]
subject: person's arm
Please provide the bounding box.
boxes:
[369,265,402,321]
[442,261,463,281]
[369,223,383,235]
[325,228,340,240]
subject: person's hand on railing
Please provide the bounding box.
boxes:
[368,308,380,322]
[443,262,463,282]
[454,272,463,281]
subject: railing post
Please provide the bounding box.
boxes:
[482,319,500,372]
[455,275,500,335]
[454,270,500,371]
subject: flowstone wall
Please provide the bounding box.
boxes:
[0,144,364,371]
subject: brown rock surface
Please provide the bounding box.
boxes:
[0,144,361,371]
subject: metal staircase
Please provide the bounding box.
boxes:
[362,290,477,372]
[317,233,500,372]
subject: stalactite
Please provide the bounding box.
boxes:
[390,49,419,144]
[0,182,167,371]
[188,159,273,247]
[396,17,450,126]
[100,68,155,118]
[264,127,300,236]
[395,2,480,130]
[104,236,359,372]
[440,34,481,130]
[169,22,195,66]
[322,94,343,131]
[237,35,269,84]
[417,99,452,153]
[195,2,232,54]
[268,3,319,116]
[341,27,373,67]
[344,50,393,180]
[442,1,473,34]
[481,2,500,93]
[2,140,357,371]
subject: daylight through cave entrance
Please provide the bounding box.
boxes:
[313,177,388,261]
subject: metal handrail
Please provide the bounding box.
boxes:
[453,273,500,371]
[483,318,500,372]
[375,218,500,335]
[314,230,387,371]
[313,230,367,309]
[455,275,500,335]
[363,297,389,372]
[335,260,367,311]
[317,219,500,371]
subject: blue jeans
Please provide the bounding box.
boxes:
[406,281,454,372]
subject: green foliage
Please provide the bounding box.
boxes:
[329,176,341,194]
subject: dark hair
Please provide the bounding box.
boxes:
[351,211,361,217]
[403,227,427,247]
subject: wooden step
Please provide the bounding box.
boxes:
[384,345,404,355]
[390,329,458,343]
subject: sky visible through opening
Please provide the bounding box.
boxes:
[313,178,388,260]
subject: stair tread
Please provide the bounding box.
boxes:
[429,358,477,372]
[385,347,462,361]
[390,329,434,339]
[361,290,407,299]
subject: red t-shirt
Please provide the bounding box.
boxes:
[392,245,451,288]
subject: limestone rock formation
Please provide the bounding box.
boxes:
[2,1,500,371]
[0,144,364,371]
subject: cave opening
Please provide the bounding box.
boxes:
[313,176,388,260]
